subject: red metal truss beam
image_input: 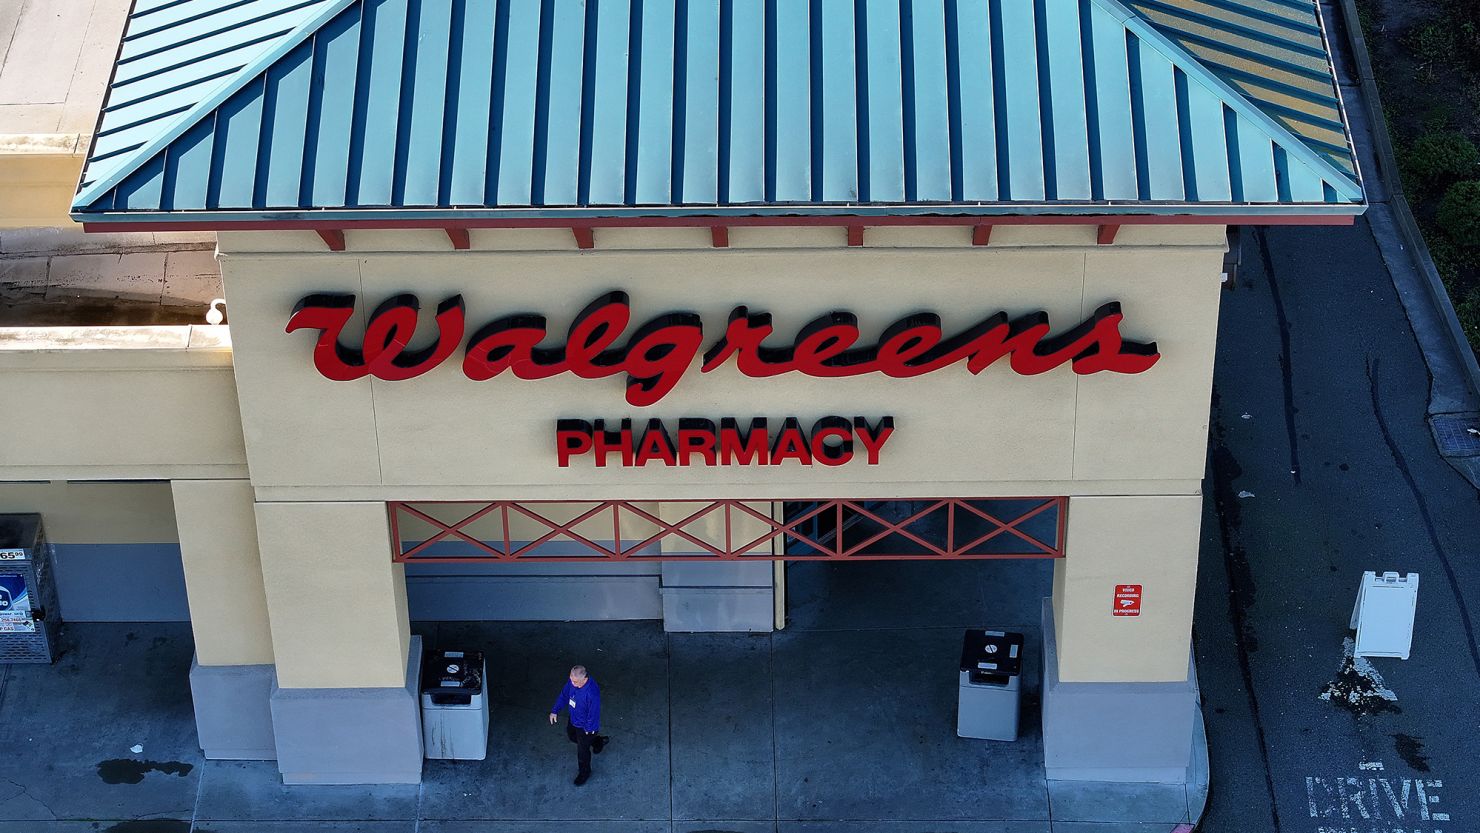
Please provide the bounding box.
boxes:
[388,498,1068,563]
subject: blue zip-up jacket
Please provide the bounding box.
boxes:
[551,679,601,732]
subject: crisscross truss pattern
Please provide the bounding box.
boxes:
[389,498,1066,563]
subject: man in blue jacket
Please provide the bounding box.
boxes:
[548,664,608,785]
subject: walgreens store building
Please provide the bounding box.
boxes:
[1,0,1362,788]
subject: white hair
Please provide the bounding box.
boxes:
[570,665,588,678]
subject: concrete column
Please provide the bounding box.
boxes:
[1042,494,1203,782]
[171,479,275,760]
[1052,495,1201,682]
[255,500,422,784]
[658,501,775,632]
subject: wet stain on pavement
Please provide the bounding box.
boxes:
[96,759,194,784]
[1394,733,1431,772]
[1253,227,1304,486]
[1208,387,1282,831]
[103,821,191,833]
[1210,419,1259,653]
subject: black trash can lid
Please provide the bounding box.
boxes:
[960,630,1024,676]
[422,649,484,695]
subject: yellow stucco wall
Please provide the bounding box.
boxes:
[0,326,247,480]
[1053,494,1203,682]
[0,141,85,228]
[255,500,410,688]
[0,480,177,543]
[172,479,274,666]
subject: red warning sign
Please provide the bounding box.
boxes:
[1113,584,1142,616]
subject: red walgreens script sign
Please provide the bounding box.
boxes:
[286,291,1160,406]
[1113,584,1143,616]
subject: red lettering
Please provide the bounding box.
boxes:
[286,293,367,381]
[854,416,895,465]
[874,314,943,377]
[1068,305,1161,374]
[463,315,548,381]
[361,294,466,381]
[295,292,1160,404]
[623,314,705,407]
[769,418,813,466]
[593,421,635,467]
[635,420,679,466]
[810,416,855,466]
[719,418,770,465]
[564,292,630,379]
[791,313,864,376]
[556,420,593,467]
[701,309,788,377]
[677,419,718,466]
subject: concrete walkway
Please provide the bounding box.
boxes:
[0,558,1200,833]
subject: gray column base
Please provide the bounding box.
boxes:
[660,562,774,632]
[189,657,277,760]
[270,635,424,785]
[1040,599,1201,783]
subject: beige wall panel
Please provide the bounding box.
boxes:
[0,326,245,480]
[0,150,83,228]
[1073,249,1224,480]
[219,257,382,486]
[0,367,243,470]
[0,480,177,544]
[172,480,273,666]
[1053,494,1201,682]
[255,500,409,688]
[1111,225,1227,247]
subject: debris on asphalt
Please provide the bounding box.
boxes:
[1238,490,1255,498]
[129,744,142,754]
[1320,637,1400,715]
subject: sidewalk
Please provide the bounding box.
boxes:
[0,559,1203,833]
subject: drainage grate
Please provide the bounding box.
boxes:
[1431,412,1480,457]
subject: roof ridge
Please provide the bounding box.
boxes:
[1096,0,1362,200]
[74,0,361,210]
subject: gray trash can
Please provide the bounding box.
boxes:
[421,649,489,760]
[956,629,1023,741]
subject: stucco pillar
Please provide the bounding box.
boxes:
[1042,494,1203,782]
[171,479,275,760]
[658,501,776,632]
[255,500,422,784]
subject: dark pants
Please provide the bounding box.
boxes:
[566,722,605,774]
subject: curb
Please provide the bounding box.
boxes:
[1332,0,1480,407]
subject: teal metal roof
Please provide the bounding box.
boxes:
[1122,0,1357,176]
[72,0,1364,223]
